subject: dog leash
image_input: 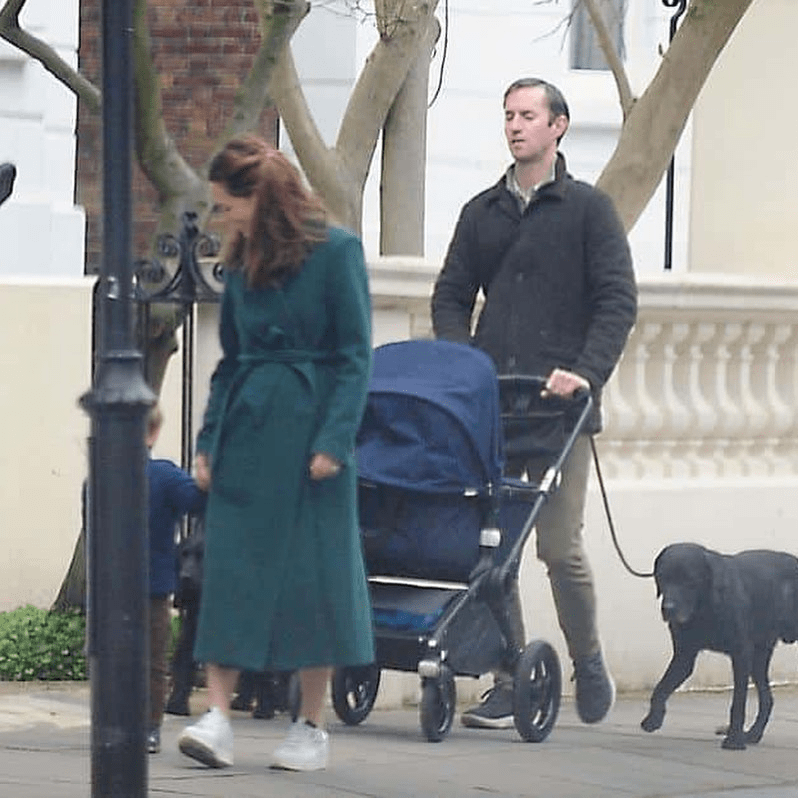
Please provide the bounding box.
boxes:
[589,436,653,578]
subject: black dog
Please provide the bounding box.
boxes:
[641,542,798,750]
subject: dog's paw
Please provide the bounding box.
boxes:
[641,709,664,732]
[721,735,746,751]
[744,728,764,745]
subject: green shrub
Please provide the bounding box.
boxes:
[0,605,87,681]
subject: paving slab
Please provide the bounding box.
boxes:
[2,681,798,797]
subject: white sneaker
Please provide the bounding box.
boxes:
[271,719,329,772]
[178,706,234,768]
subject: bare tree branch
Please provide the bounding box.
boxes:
[596,0,755,232]
[271,47,356,224]
[336,1,439,190]
[218,0,310,148]
[582,0,635,118]
[380,15,439,255]
[375,0,410,38]
[271,0,439,229]
[0,0,100,112]
[131,0,205,229]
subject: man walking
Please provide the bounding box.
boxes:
[432,77,637,728]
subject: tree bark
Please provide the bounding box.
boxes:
[380,16,439,255]
[51,528,86,612]
[51,488,88,613]
[0,0,100,112]
[217,0,310,148]
[582,0,634,118]
[272,0,440,233]
[596,0,755,232]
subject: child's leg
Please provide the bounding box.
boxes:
[166,601,199,714]
[149,596,172,729]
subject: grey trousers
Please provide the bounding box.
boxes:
[497,434,599,683]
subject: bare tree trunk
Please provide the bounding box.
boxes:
[380,16,439,256]
[596,0,754,232]
[51,488,88,613]
[51,529,86,612]
[272,0,440,234]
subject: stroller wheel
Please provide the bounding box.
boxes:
[513,639,561,742]
[331,664,381,725]
[420,666,456,742]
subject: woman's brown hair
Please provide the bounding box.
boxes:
[208,136,328,288]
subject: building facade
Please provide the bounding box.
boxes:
[3,0,798,697]
[0,1,83,278]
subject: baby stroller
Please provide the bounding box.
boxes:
[331,339,593,742]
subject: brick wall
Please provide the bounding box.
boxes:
[77,0,278,273]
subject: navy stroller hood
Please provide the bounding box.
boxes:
[356,339,504,493]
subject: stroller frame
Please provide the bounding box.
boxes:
[333,341,593,743]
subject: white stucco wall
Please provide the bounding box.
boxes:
[0,278,92,612]
[0,0,84,278]
[690,0,798,277]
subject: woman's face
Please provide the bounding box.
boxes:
[211,182,256,240]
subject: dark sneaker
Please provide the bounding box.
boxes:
[147,727,161,754]
[461,685,514,729]
[573,650,615,724]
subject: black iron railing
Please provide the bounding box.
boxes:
[135,211,224,473]
[662,0,688,271]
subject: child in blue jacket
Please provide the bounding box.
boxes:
[147,405,206,753]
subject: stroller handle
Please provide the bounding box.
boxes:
[497,374,592,417]
[493,374,594,588]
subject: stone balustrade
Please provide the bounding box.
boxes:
[602,274,798,481]
[368,258,798,484]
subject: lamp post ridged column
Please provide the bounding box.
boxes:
[81,1,155,795]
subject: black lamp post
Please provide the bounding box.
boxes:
[80,0,155,795]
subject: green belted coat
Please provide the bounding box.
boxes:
[193,226,375,672]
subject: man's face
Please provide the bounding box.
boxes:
[503,86,567,165]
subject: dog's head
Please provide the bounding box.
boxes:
[653,543,714,626]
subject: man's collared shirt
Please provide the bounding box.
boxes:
[506,159,556,210]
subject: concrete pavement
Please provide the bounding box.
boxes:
[3,680,798,797]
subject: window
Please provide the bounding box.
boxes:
[570,0,626,71]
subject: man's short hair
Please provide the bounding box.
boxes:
[503,78,570,124]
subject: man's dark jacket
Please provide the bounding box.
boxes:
[431,154,637,433]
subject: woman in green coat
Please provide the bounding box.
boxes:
[178,136,374,773]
